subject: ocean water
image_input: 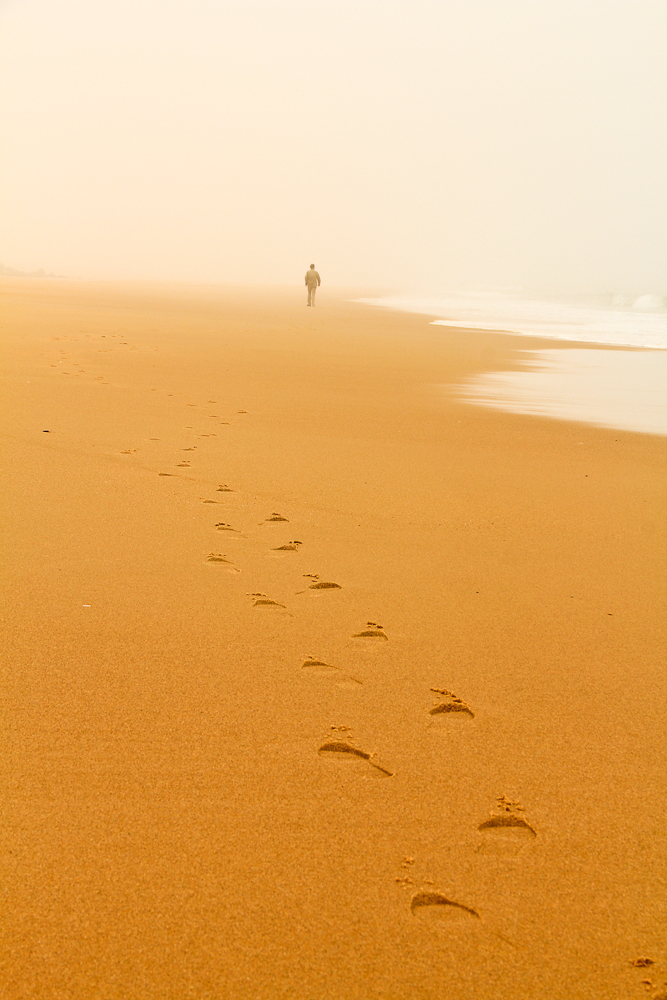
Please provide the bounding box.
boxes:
[357,291,667,350]
[457,349,667,436]
[358,292,667,434]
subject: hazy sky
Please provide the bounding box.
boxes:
[1,0,665,293]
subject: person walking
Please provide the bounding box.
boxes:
[305,264,321,306]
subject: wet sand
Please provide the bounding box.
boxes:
[2,279,666,1000]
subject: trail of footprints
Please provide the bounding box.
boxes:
[121,390,540,939]
[45,355,540,937]
[50,339,657,978]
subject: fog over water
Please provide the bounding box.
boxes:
[1,0,665,295]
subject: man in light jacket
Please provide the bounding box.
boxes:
[305,264,321,306]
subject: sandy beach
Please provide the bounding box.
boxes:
[2,279,666,999]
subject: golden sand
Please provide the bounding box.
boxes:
[2,279,666,999]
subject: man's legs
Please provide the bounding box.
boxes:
[308,285,316,307]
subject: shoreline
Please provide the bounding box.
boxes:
[356,292,667,351]
[455,346,667,437]
[2,279,666,1000]
[353,294,667,436]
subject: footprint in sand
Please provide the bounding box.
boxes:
[249,592,290,613]
[428,688,475,728]
[262,512,289,523]
[120,449,138,454]
[397,862,513,944]
[273,541,302,552]
[205,553,240,573]
[158,472,175,477]
[217,484,234,492]
[215,522,245,537]
[177,462,191,467]
[476,797,537,855]
[297,573,341,593]
[352,621,388,640]
[318,727,393,776]
[302,657,362,688]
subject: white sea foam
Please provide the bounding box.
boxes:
[357,292,667,350]
[456,349,667,436]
